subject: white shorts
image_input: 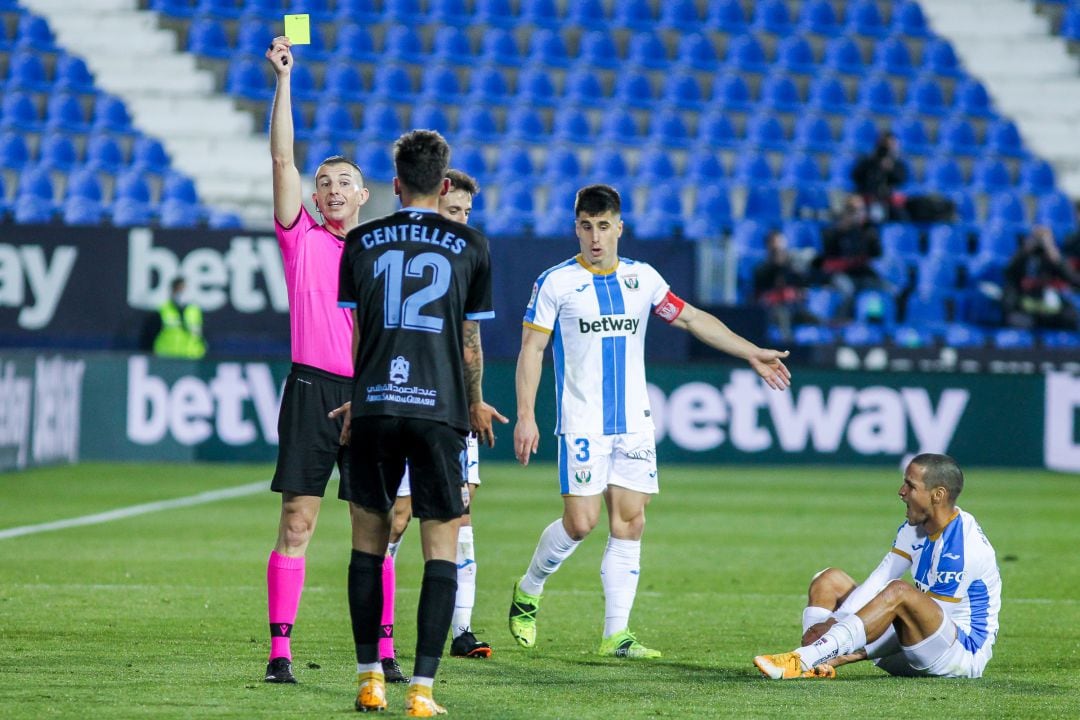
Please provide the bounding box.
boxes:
[870,614,991,678]
[397,433,480,497]
[557,431,659,497]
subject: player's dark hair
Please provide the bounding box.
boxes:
[393,130,451,196]
[446,168,479,196]
[316,155,364,186]
[575,184,621,217]
[911,453,964,502]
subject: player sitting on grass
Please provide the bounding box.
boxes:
[754,453,1001,680]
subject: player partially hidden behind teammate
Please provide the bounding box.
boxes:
[510,184,792,658]
[338,130,506,716]
[381,169,494,666]
[754,453,1001,680]
[263,35,370,685]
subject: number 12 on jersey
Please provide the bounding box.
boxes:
[374,249,451,332]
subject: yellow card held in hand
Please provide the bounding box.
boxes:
[284,14,311,44]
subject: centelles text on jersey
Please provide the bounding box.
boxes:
[357,223,466,254]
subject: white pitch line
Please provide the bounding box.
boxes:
[0,480,269,541]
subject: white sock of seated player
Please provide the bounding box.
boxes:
[801,606,832,634]
[601,536,641,637]
[795,615,867,669]
[451,525,476,639]
[520,520,580,596]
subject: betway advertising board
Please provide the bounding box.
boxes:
[2,352,1077,472]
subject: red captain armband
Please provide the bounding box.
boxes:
[653,291,686,323]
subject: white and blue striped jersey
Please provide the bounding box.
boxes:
[890,508,1001,655]
[523,255,681,435]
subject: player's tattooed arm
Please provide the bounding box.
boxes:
[463,320,484,405]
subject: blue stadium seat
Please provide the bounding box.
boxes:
[505,105,547,142]
[589,146,629,183]
[457,105,499,142]
[792,114,834,153]
[636,146,677,184]
[354,141,394,181]
[992,328,1035,349]
[323,60,367,103]
[431,26,473,64]
[551,106,590,144]
[242,0,284,19]
[938,117,980,156]
[521,0,561,28]
[486,182,534,235]
[745,113,787,151]
[417,64,463,104]
[798,0,841,36]
[906,76,948,117]
[760,72,802,113]
[563,66,605,105]
[38,132,79,171]
[826,153,857,191]
[15,14,57,51]
[697,111,740,148]
[1,91,42,131]
[971,157,1012,194]
[840,114,880,153]
[286,64,319,102]
[955,78,994,118]
[0,131,32,171]
[208,209,244,229]
[779,153,823,189]
[6,50,50,92]
[711,73,754,113]
[841,322,886,346]
[150,0,199,19]
[333,25,378,63]
[855,289,897,326]
[409,103,450,136]
[535,184,576,237]
[517,65,559,107]
[822,35,864,75]
[371,64,415,102]
[16,165,57,206]
[943,323,986,348]
[110,196,155,226]
[894,0,931,37]
[84,133,126,172]
[467,66,511,105]
[804,287,841,319]
[114,169,153,204]
[904,291,949,328]
[291,0,333,21]
[235,18,273,57]
[597,107,643,145]
[986,119,1025,158]
[892,324,935,348]
[566,0,606,26]
[226,56,272,101]
[743,186,783,222]
[381,0,425,24]
[927,224,967,256]
[66,167,103,202]
[988,191,1028,226]
[383,25,425,63]
[923,157,964,193]
[54,54,96,94]
[686,151,725,183]
[44,93,90,133]
[785,220,823,252]
[541,145,581,183]
[977,223,1022,258]
[775,35,817,75]
[431,0,471,25]
[807,73,849,114]
[1035,191,1077,236]
[892,115,933,156]
[14,195,56,224]
[1019,158,1055,195]
[846,0,888,38]
[676,33,719,71]
[359,102,403,142]
[159,198,205,229]
[685,183,733,239]
[452,143,488,181]
[162,172,199,205]
[302,140,335,176]
[873,36,916,78]
[792,324,836,345]
[655,0,697,30]
[729,218,766,253]
[528,28,571,68]
[881,223,920,259]
[1040,330,1080,349]
[857,74,899,114]
[475,0,518,28]
[647,108,690,148]
[627,31,669,69]
[614,0,657,31]
[480,28,522,66]
[752,0,794,35]
[924,38,963,78]
[724,34,769,73]
[578,30,620,69]
[706,0,747,32]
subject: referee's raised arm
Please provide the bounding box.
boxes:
[266,35,302,226]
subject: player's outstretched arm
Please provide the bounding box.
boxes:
[670,302,791,391]
[266,35,302,226]
[513,326,550,465]
[464,320,508,448]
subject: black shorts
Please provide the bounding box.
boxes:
[349,416,468,520]
[271,364,353,500]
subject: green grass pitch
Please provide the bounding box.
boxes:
[1,462,1078,719]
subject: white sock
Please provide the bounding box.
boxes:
[410,676,434,688]
[801,606,832,634]
[357,662,381,675]
[452,525,476,638]
[796,615,867,669]
[387,540,402,560]
[520,519,580,596]
[601,536,641,637]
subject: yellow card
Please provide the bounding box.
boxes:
[284,14,311,45]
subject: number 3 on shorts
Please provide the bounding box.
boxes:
[574,437,590,462]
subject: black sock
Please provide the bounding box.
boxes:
[413,559,457,679]
[348,549,384,665]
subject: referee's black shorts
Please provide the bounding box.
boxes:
[349,416,468,520]
[271,363,353,500]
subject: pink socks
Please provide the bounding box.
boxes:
[266,551,306,661]
[378,553,396,659]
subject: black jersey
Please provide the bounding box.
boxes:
[339,207,494,432]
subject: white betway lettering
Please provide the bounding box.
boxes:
[0,361,32,468]
[0,243,77,329]
[651,372,970,457]
[126,229,287,313]
[32,355,84,464]
[1045,372,1080,472]
[126,357,283,446]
